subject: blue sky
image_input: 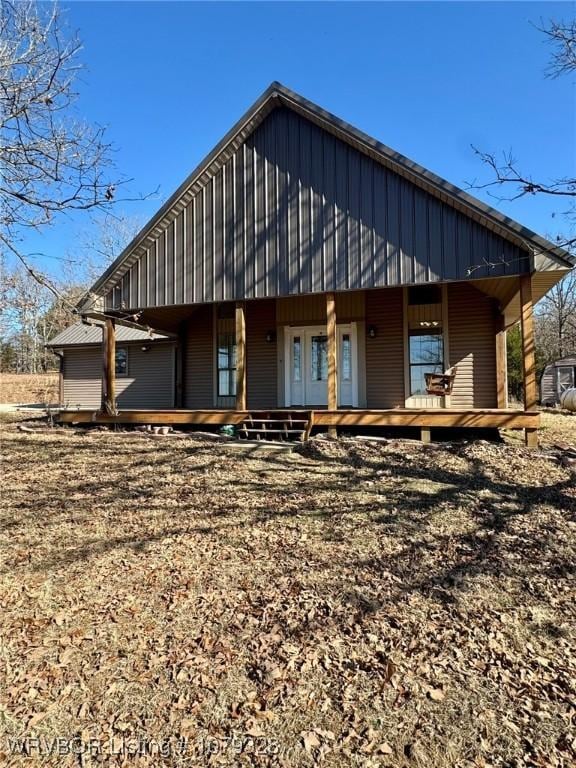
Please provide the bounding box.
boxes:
[26,1,575,279]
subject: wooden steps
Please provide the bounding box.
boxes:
[237,411,313,442]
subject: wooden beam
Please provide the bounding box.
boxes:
[101,318,116,415]
[59,410,249,425]
[420,427,432,444]
[519,275,538,447]
[496,314,508,409]
[82,311,176,338]
[235,302,246,411]
[520,275,537,410]
[326,292,337,437]
[57,407,540,430]
[525,428,538,449]
[311,409,540,429]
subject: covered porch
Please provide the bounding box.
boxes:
[63,275,540,445]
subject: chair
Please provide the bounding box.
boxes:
[425,367,457,396]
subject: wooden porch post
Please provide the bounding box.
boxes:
[101,318,116,415]
[496,315,508,410]
[519,275,538,447]
[326,292,337,436]
[235,301,246,411]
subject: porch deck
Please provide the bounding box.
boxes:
[56,407,540,431]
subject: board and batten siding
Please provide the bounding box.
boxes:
[104,106,529,311]
[448,283,497,408]
[365,288,405,408]
[62,344,175,409]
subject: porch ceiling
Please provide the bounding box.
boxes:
[471,269,570,326]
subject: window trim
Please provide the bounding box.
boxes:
[403,285,449,404]
[557,365,575,397]
[115,347,129,378]
[217,331,237,398]
[408,329,444,397]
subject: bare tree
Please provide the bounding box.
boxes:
[535,270,576,363]
[468,17,576,253]
[0,0,151,298]
[542,18,576,78]
[71,212,145,284]
[0,1,155,371]
[0,263,53,372]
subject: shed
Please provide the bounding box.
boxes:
[540,357,576,406]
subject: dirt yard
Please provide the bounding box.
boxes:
[0,414,574,767]
[0,373,59,405]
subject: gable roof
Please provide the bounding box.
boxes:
[82,82,573,307]
[48,322,171,347]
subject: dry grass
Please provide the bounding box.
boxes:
[538,410,576,448]
[0,373,59,405]
[0,420,574,767]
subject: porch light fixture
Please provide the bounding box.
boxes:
[141,344,151,352]
[265,330,276,343]
[367,324,377,339]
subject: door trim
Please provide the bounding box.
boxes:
[283,323,359,408]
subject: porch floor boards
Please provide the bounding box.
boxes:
[56,408,540,430]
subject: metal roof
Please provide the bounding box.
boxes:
[81,82,574,307]
[48,323,171,347]
[545,357,576,368]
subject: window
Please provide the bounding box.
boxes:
[409,330,443,396]
[341,334,351,381]
[217,333,236,397]
[293,336,302,382]
[311,335,328,381]
[115,348,128,377]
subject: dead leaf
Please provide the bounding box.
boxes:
[302,730,321,752]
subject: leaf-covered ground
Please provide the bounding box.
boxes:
[0,416,574,767]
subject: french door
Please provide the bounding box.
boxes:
[285,324,358,407]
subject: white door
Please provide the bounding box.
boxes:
[285,325,357,407]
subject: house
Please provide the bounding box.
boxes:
[49,323,175,410]
[540,357,576,407]
[51,82,574,445]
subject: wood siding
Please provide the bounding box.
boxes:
[104,106,529,310]
[247,300,277,409]
[183,305,214,409]
[448,283,497,408]
[276,291,365,325]
[62,344,175,409]
[365,288,405,407]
